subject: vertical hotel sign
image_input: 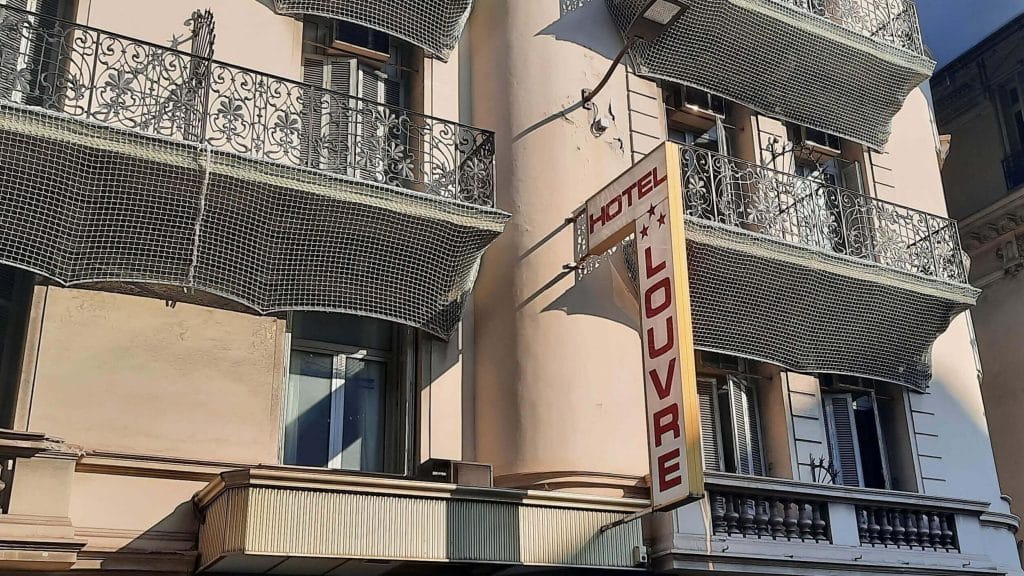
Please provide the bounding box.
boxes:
[581,143,703,511]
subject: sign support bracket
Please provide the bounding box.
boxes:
[599,507,654,533]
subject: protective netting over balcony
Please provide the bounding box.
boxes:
[0,7,506,338]
[582,145,978,391]
[273,0,473,60]
[604,0,935,148]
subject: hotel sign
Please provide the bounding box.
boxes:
[580,143,703,512]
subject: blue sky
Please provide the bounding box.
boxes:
[917,0,1024,69]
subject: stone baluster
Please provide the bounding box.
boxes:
[867,507,882,545]
[769,498,785,539]
[879,508,893,545]
[929,512,943,550]
[711,494,727,535]
[798,503,813,541]
[725,495,740,536]
[916,511,931,548]
[892,509,906,546]
[783,500,799,539]
[857,507,869,544]
[755,499,770,537]
[940,514,955,551]
[811,502,827,542]
[905,509,919,547]
[740,498,756,536]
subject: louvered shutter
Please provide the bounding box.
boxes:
[727,377,765,476]
[302,55,359,173]
[697,379,722,472]
[0,0,31,102]
[824,393,864,487]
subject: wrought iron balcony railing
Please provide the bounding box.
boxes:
[680,144,968,284]
[0,6,495,206]
[778,0,926,56]
[1003,150,1024,193]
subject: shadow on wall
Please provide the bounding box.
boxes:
[541,0,623,61]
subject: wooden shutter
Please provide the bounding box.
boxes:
[824,393,864,487]
[302,55,359,173]
[727,377,765,476]
[0,0,31,101]
[697,378,722,472]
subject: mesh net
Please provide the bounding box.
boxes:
[273,0,473,61]
[0,7,507,338]
[581,144,978,391]
[604,0,935,149]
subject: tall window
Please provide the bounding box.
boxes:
[820,376,891,489]
[283,313,412,474]
[697,353,765,476]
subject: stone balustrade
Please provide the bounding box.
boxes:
[709,490,830,543]
[856,506,958,552]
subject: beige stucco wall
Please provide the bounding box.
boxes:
[76,0,303,79]
[468,0,649,495]
[23,287,285,465]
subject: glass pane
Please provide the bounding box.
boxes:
[337,357,386,472]
[293,312,392,351]
[283,351,333,467]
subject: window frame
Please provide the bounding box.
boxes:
[820,378,893,490]
[697,353,766,477]
[281,314,415,476]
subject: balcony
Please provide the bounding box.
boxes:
[271,0,474,60]
[680,145,967,284]
[780,0,926,56]
[604,0,935,148]
[194,467,646,573]
[0,6,507,337]
[584,143,978,390]
[654,473,1010,575]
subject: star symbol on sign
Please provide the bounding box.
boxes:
[640,224,650,239]
[647,203,657,219]
[657,212,667,228]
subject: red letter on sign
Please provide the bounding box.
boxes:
[589,210,605,234]
[650,358,677,400]
[657,449,683,491]
[645,277,672,318]
[637,170,654,199]
[644,245,666,279]
[653,166,668,189]
[653,403,681,448]
[646,317,674,359]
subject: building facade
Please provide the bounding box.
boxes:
[933,12,1024,549]
[0,0,1018,575]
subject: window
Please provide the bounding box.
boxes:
[697,353,765,476]
[300,18,409,175]
[283,313,413,474]
[820,376,890,489]
[1003,82,1024,153]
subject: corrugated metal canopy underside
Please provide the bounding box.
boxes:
[604,0,935,149]
[272,0,473,61]
[620,218,979,391]
[0,103,508,338]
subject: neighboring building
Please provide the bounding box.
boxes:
[0,0,1017,575]
[934,11,1024,548]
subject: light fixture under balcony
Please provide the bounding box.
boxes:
[583,0,690,107]
[629,0,689,41]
